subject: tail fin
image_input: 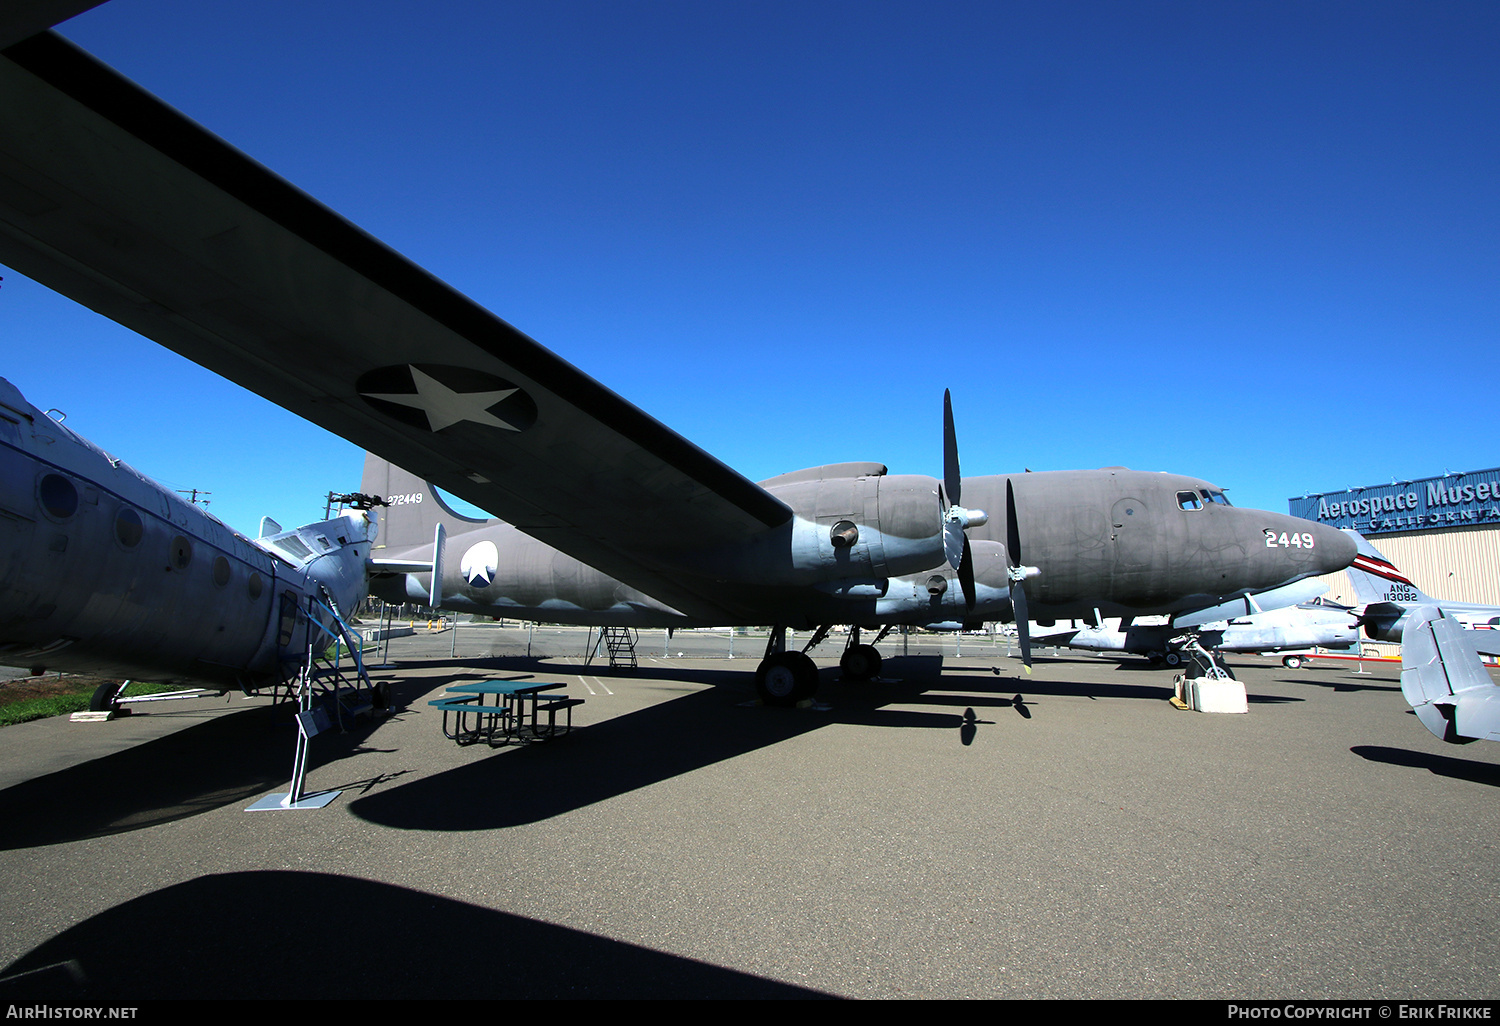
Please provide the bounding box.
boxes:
[1342,529,1433,605]
[360,452,496,555]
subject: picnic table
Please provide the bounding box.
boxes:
[428,680,582,746]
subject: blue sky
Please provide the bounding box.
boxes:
[4,0,1497,535]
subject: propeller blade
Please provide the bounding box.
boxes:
[944,518,966,571]
[1011,580,1033,670]
[958,534,976,611]
[942,388,962,508]
[1006,477,1021,568]
[1005,478,1033,671]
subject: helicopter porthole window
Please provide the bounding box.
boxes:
[39,474,78,521]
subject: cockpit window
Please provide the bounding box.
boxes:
[1200,489,1232,506]
[1177,491,1202,511]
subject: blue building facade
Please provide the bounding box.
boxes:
[1289,468,1500,537]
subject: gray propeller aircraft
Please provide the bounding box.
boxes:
[0,375,379,699]
[361,434,1354,704]
[0,18,1357,705]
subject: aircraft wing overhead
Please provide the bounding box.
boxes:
[0,33,791,619]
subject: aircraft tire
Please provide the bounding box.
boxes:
[1163,650,1183,668]
[756,652,818,706]
[1282,655,1304,669]
[840,644,883,681]
[88,681,123,712]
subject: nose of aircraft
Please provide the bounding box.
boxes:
[1311,520,1357,575]
[1257,514,1357,579]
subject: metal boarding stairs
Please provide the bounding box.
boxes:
[586,626,638,669]
[254,588,385,811]
[273,588,383,728]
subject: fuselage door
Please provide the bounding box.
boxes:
[1110,496,1151,569]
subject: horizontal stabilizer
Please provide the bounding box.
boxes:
[367,523,444,606]
[368,558,436,575]
[1400,606,1500,744]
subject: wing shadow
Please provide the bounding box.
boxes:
[1350,744,1500,787]
[0,702,297,850]
[0,871,831,1000]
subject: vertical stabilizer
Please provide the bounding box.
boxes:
[1342,530,1433,606]
[360,452,497,554]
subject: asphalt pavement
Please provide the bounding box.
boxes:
[0,629,1496,1001]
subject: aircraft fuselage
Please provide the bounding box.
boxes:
[369,460,1355,632]
[0,378,372,685]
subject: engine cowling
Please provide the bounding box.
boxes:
[711,466,950,585]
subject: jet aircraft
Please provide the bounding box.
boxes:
[1333,531,1500,744]
[0,22,1357,705]
[1032,592,1360,669]
[1342,531,1500,642]
[0,376,379,701]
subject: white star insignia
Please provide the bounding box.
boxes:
[363,366,523,432]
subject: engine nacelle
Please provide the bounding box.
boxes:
[709,465,950,585]
[1363,612,1406,643]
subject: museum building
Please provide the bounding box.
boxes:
[1288,467,1500,611]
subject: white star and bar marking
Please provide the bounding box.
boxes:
[362,366,523,432]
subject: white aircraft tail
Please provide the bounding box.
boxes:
[360,452,496,554]
[1342,530,1433,606]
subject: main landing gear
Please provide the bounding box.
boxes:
[754,625,896,705]
[754,626,819,706]
[839,625,893,682]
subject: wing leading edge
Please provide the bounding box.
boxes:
[0,32,790,620]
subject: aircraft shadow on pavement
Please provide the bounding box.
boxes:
[1351,745,1500,788]
[1279,675,1403,695]
[0,701,408,851]
[0,656,997,846]
[351,655,998,832]
[0,870,831,1001]
[350,653,1208,832]
[0,702,294,850]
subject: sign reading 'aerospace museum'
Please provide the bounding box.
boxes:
[1288,468,1500,536]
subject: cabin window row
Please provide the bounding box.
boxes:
[37,472,264,599]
